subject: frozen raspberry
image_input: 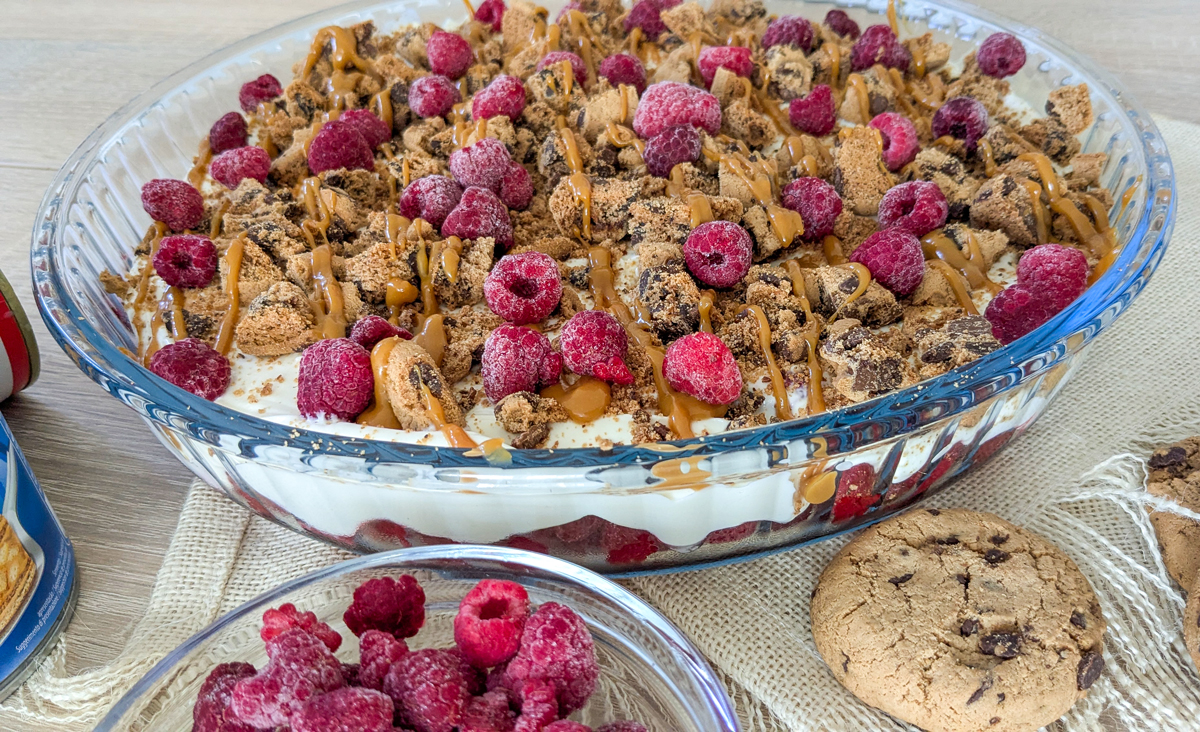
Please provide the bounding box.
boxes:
[473,75,527,120]
[149,338,231,400]
[455,579,531,668]
[642,124,701,179]
[512,680,558,732]
[265,628,346,690]
[632,81,721,139]
[824,9,860,39]
[623,0,680,41]
[409,74,463,119]
[697,46,754,88]
[931,96,989,150]
[555,1,582,21]
[428,30,475,79]
[341,662,361,686]
[500,163,534,210]
[552,515,604,545]
[153,234,217,288]
[292,687,395,732]
[850,228,926,296]
[544,723,591,732]
[210,146,271,188]
[984,284,1051,344]
[602,524,660,564]
[831,464,878,522]
[877,180,948,237]
[485,252,562,325]
[977,32,1026,79]
[399,175,464,228]
[781,177,842,242]
[504,603,598,714]
[662,332,741,405]
[209,112,248,154]
[239,73,282,112]
[308,119,375,173]
[560,310,633,386]
[451,138,514,194]
[261,603,343,652]
[344,575,426,639]
[384,649,480,732]
[442,187,514,248]
[851,25,910,72]
[869,112,920,171]
[297,338,373,420]
[1016,243,1088,309]
[358,629,410,691]
[481,324,563,402]
[461,691,516,732]
[683,220,753,288]
[597,723,648,732]
[231,629,346,727]
[598,53,647,94]
[194,663,257,732]
[762,15,816,52]
[475,0,505,31]
[704,521,758,545]
[340,109,392,148]
[351,315,413,350]
[538,51,587,88]
[141,178,204,231]
[788,84,836,136]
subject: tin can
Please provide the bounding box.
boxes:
[0,269,39,400]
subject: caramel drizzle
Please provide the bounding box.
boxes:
[311,244,347,339]
[782,260,825,415]
[215,236,246,355]
[542,376,611,423]
[840,263,874,308]
[977,138,998,177]
[617,84,634,125]
[698,290,715,333]
[1018,152,1115,260]
[188,138,212,189]
[144,286,189,366]
[372,89,394,130]
[386,278,419,324]
[209,199,230,240]
[357,336,403,429]
[419,383,476,448]
[564,9,602,86]
[603,122,645,157]
[920,230,1001,294]
[926,259,978,315]
[1021,178,1051,244]
[450,104,472,149]
[741,304,792,422]
[559,126,593,240]
[846,73,872,125]
[887,0,900,36]
[302,26,379,120]
[409,221,448,365]
[667,164,713,228]
[718,153,803,245]
[822,42,841,88]
[822,235,847,265]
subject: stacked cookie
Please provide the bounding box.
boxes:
[1146,438,1200,672]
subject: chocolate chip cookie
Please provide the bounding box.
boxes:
[1146,437,1200,591]
[811,508,1106,732]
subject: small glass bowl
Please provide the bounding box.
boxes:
[93,546,739,731]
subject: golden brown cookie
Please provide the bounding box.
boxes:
[1146,438,1200,591]
[0,516,35,631]
[812,508,1106,732]
[1183,569,1200,675]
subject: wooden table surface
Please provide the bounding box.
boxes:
[0,0,1194,695]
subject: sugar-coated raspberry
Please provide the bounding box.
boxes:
[358,629,410,691]
[239,74,282,112]
[261,603,343,652]
[762,15,816,52]
[825,9,860,39]
[977,32,1026,79]
[596,723,649,732]
[308,119,376,174]
[455,579,531,668]
[153,234,217,288]
[442,187,514,248]
[210,146,271,188]
[662,332,741,405]
[409,75,463,119]
[291,687,395,732]
[538,51,588,88]
[831,464,878,522]
[598,53,646,94]
[500,163,534,210]
[1016,243,1088,309]
[869,112,920,171]
[849,228,926,296]
[984,284,1051,344]
[141,178,204,231]
[481,324,563,402]
[473,75,528,120]
[351,315,413,351]
[340,109,392,148]
[560,310,633,386]
[642,124,701,179]
[683,220,753,288]
[512,680,559,732]
[697,45,754,88]
[602,523,661,564]
[399,175,464,228]
[461,690,516,732]
[384,648,481,732]
[633,81,721,139]
[484,252,563,325]
[297,338,373,420]
[344,575,427,639]
[341,662,361,686]
[704,521,758,545]
[428,30,475,79]
[544,723,592,732]
[451,138,514,194]
[781,177,842,242]
[265,628,346,690]
[149,338,231,401]
[231,628,346,727]
[504,603,598,714]
[623,0,681,41]
[209,112,248,154]
[788,84,836,136]
[194,663,257,732]
[475,0,506,31]
[851,25,910,72]
[877,180,948,237]
[931,96,989,150]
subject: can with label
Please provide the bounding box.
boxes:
[0,269,38,400]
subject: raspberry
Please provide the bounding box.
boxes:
[399,175,464,228]
[209,112,248,154]
[455,579,531,668]
[622,0,680,41]
[451,138,513,194]
[632,82,721,140]
[869,112,920,171]
[697,46,754,88]
[642,124,701,179]
[358,629,410,691]
[824,9,860,39]
[662,332,741,405]
[350,315,414,350]
[780,177,842,242]
[544,723,591,732]
[831,464,878,522]
[210,146,271,188]
[984,284,1049,344]
[555,1,582,21]
[343,575,427,639]
[931,96,989,151]
[849,228,925,295]
[231,628,346,727]
[340,109,392,148]
[141,179,204,231]
[538,51,587,88]
[512,680,558,732]
[308,119,375,174]
[152,234,217,288]
[473,75,528,120]
[384,649,481,732]
[559,310,633,386]
[788,84,836,136]
[443,186,515,248]
[683,220,753,288]
[261,603,343,652]
[500,163,533,210]
[291,687,395,732]
[481,324,563,402]
[484,252,562,325]
[194,663,257,732]
[409,74,463,118]
[977,32,1026,79]
[597,724,648,732]
[877,180,948,237]
[552,515,604,545]
[341,663,361,686]
[461,690,516,732]
[239,74,282,112]
[851,25,910,72]
[265,628,346,690]
[475,0,506,31]
[1016,243,1088,309]
[704,521,758,545]
[503,603,598,714]
[602,524,661,564]
[297,338,373,420]
[598,53,647,94]
[149,338,231,400]
[428,30,475,79]
[761,15,816,52]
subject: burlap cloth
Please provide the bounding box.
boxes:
[7,115,1200,730]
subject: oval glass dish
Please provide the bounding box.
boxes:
[33,0,1174,573]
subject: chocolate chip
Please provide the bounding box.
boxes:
[984,549,1010,564]
[960,618,980,636]
[842,652,850,673]
[934,536,960,545]
[1070,611,1087,629]
[997,693,1005,703]
[927,508,941,516]
[1077,650,1104,690]
[900,548,910,556]
[956,573,970,586]
[989,533,1009,545]
[1149,446,1188,469]
[967,676,993,705]
[979,633,1022,658]
[990,718,1001,726]
[888,573,913,586]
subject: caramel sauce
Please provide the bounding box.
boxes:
[442,236,464,282]
[887,0,900,36]
[698,290,715,333]
[926,259,978,315]
[419,383,476,448]
[920,230,1001,294]
[301,26,379,120]
[371,89,394,130]
[461,0,476,17]
[822,235,847,265]
[841,262,874,307]
[311,244,348,339]
[1080,193,1111,234]
[414,314,447,365]
[187,138,212,189]
[1119,177,1142,214]
[133,223,168,354]
[209,199,231,240]
[750,72,799,136]
[783,260,826,415]
[1018,152,1115,259]
[846,73,872,124]
[721,153,803,245]
[356,336,403,429]
[555,58,575,97]
[667,164,713,227]
[385,213,411,259]
[541,376,611,423]
[215,236,246,355]
[931,135,959,149]
[650,456,712,489]
[617,84,634,125]
[565,9,601,86]
[977,138,998,177]
[911,46,926,79]
[742,304,792,421]
[602,122,645,156]
[386,278,419,323]
[146,288,185,366]
[1020,178,1051,244]
[166,286,187,338]
[559,126,593,240]
[802,469,837,504]
[401,157,412,187]
[822,42,841,88]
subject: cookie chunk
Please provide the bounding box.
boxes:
[383,339,466,430]
[1145,437,1200,591]
[1183,572,1200,675]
